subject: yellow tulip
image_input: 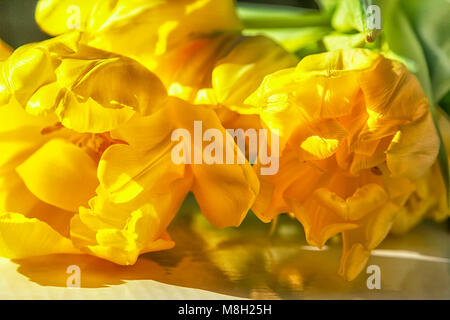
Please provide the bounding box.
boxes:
[0,36,169,261]
[34,0,298,160]
[69,96,260,265]
[246,49,441,280]
[0,34,166,262]
[0,101,88,258]
[0,34,260,264]
[0,32,167,133]
[35,0,242,70]
[35,0,297,122]
[0,92,259,266]
[0,98,184,261]
[0,42,83,259]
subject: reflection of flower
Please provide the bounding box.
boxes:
[246,49,440,280]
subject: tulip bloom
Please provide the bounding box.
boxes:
[71,96,260,264]
[0,39,82,259]
[35,0,298,129]
[0,32,167,132]
[246,49,441,280]
[0,33,170,261]
[0,32,259,265]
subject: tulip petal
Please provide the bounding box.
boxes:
[98,144,187,204]
[292,200,359,248]
[107,97,259,229]
[359,58,428,122]
[172,101,260,228]
[338,243,370,281]
[313,184,388,221]
[0,171,39,215]
[56,53,167,115]
[253,153,322,222]
[339,201,398,281]
[56,92,135,133]
[16,139,98,212]
[192,160,259,228]
[2,44,56,106]
[212,36,297,110]
[386,112,440,179]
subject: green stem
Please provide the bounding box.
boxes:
[237,2,331,29]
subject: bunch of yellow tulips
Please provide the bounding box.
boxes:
[0,0,448,281]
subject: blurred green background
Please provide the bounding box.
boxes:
[0,0,317,48]
[0,0,49,47]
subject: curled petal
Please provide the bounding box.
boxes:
[313,184,388,221]
[292,200,359,249]
[339,202,398,281]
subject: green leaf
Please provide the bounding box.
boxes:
[380,0,432,99]
[400,0,450,102]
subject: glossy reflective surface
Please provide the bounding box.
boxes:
[1,195,449,299]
